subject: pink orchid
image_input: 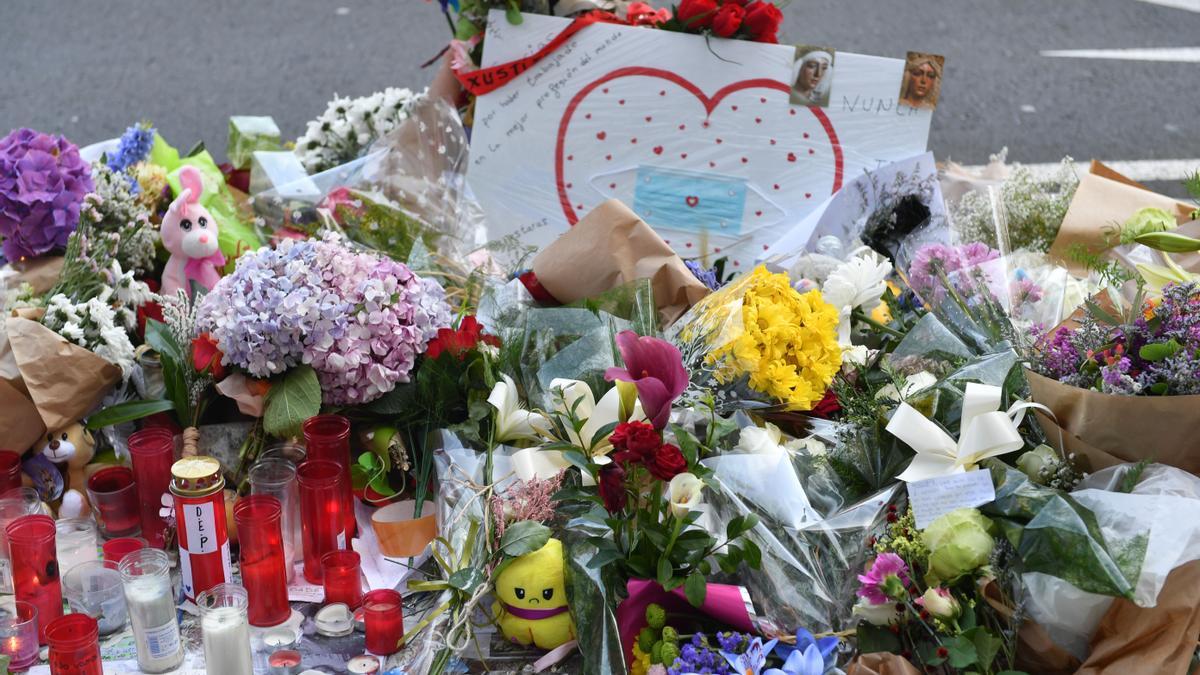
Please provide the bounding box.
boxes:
[605,331,689,429]
[856,552,910,605]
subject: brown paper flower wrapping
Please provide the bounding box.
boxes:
[6,316,121,433]
[531,199,710,326]
[845,652,920,675]
[0,257,65,295]
[1026,370,1200,475]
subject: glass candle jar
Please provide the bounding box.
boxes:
[363,589,404,655]
[197,583,253,675]
[302,415,356,537]
[0,451,22,494]
[102,537,147,565]
[259,442,306,465]
[45,613,102,675]
[0,488,49,516]
[0,495,41,595]
[55,518,98,575]
[119,548,183,673]
[85,466,141,537]
[0,600,39,670]
[63,560,127,635]
[232,495,290,627]
[321,550,363,609]
[170,457,231,601]
[7,514,61,644]
[127,427,177,548]
[296,460,346,584]
[134,350,166,400]
[248,458,300,583]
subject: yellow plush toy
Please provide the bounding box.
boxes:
[494,537,576,650]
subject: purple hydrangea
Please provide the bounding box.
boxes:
[0,128,94,261]
[685,259,722,291]
[198,236,452,405]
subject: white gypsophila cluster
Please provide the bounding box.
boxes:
[84,162,159,275]
[294,87,425,173]
[42,289,139,379]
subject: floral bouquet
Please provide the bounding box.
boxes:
[293,87,423,174]
[0,128,94,263]
[194,235,452,433]
[670,265,843,416]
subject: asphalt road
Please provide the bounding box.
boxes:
[2,0,1199,194]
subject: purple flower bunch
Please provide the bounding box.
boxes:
[1033,282,1200,395]
[667,633,748,675]
[0,128,94,261]
[906,242,999,301]
[197,236,452,405]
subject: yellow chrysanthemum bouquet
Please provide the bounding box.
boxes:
[670,265,842,411]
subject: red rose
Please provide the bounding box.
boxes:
[609,421,662,465]
[809,388,841,419]
[741,1,782,42]
[710,3,744,37]
[721,0,749,6]
[646,443,688,481]
[676,0,718,29]
[191,333,227,381]
[598,464,628,513]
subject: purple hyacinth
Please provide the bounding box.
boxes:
[0,128,94,261]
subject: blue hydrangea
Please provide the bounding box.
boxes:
[684,259,721,291]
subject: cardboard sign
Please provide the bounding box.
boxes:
[468,11,933,267]
[907,469,996,529]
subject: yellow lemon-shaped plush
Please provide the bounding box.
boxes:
[494,537,576,650]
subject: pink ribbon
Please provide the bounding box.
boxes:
[184,251,226,282]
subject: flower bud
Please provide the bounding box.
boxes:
[919,587,961,621]
[1016,444,1058,483]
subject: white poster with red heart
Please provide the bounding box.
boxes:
[468,10,934,269]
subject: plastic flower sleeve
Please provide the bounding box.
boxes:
[562,516,629,675]
[1014,463,1200,659]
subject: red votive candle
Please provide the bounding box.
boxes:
[0,600,39,670]
[128,427,176,548]
[302,415,356,538]
[7,514,62,644]
[45,613,102,675]
[296,460,346,584]
[0,451,23,494]
[234,495,291,626]
[321,550,363,609]
[102,537,148,565]
[86,466,141,537]
[363,589,403,655]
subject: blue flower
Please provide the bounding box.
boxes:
[721,637,777,675]
[106,122,156,191]
[684,259,721,291]
[774,628,838,669]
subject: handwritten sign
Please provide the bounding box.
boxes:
[468,11,933,267]
[907,470,996,529]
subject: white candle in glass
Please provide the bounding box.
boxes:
[55,518,98,575]
[198,584,253,675]
[119,550,184,673]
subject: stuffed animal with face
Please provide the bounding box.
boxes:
[160,165,225,297]
[493,537,576,650]
[34,423,96,518]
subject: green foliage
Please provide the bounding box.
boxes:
[499,520,551,557]
[263,365,321,438]
[86,399,176,430]
[952,157,1078,253]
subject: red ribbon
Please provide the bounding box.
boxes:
[454,12,620,97]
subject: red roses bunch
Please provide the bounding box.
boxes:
[673,0,782,43]
[598,420,689,513]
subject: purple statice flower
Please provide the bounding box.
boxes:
[684,259,721,291]
[0,128,94,261]
[1099,356,1141,395]
[669,633,741,675]
[1034,326,1081,381]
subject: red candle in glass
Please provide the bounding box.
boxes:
[296,460,346,584]
[85,466,141,537]
[45,613,102,675]
[0,451,22,494]
[233,495,291,626]
[321,550,363,609]
[127,428,176,548]
[302,415,356,538]
[362,589,404,655]
[102,537,148,565]
[6,514,62,644]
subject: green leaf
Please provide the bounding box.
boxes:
[684,570,706,607]
[588,421,618,450]
[86,399,176,430]
[504,3,523,24]
[586,547,623,569]
[1084,300,1121,327]
[1139,339,1182,362]
[144,319,189,420]
[741,538,762,568]
[656,556,673,586]
[969,627,1002,671]
[856,622,901,655]
[263,366,321,438]
[448,567,485,594]
[947,634,979,668]
[500,521,551,558]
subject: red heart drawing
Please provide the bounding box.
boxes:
[596,131,607,140]
[685,196,700,207]
[653,146,664,155]
[787,152,797,162]
[554,67,843,225]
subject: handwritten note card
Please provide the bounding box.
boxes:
[907,470,996,529]
[468,10,933,267]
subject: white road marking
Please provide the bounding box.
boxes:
[962,159,1199,182]
[1133,0,1200,12]
[1041,47,1200,62]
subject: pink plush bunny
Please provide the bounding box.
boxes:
[160,166,226,297]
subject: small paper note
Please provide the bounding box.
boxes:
[908,470,995,529]
[287,564,325,603]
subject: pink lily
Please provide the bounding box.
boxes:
[605,331,689,429]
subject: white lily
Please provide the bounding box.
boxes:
[487,374,545,443]
[547,378,643,455]
[668,472,704,519]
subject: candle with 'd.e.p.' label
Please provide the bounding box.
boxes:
[170,457,231,601]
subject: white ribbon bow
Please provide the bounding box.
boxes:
[886,382,1046,482]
